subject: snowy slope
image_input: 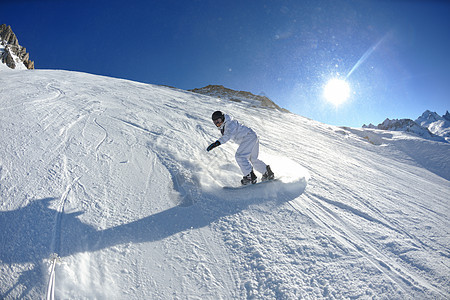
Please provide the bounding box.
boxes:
[0,70,449,299]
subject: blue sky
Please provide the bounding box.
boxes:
[3,0,450,127]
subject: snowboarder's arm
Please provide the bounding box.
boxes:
[218,120,237,144]
[207,140,221,152]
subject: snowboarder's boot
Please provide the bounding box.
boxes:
[241,170,257,185]
[261,165,275,181]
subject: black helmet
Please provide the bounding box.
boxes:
[211,111,224,121]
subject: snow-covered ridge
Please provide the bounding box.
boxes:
[1,70,449,299]
[363,110,450,142]
[416,110,450,139]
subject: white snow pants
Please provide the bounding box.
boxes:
[235,132,267,176]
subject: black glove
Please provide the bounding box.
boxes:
[207,140,221,152]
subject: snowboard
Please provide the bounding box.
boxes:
[223,178,279,190]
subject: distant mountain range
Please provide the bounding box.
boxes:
[363,110,450,142]
[0,24,34,70]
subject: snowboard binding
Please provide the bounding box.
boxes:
[261,165,275,181]
[241,170,257,185]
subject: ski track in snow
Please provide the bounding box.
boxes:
[0,70,448,299]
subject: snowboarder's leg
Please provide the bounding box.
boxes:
[235,143,256,185]
[248,136,268,174]
[247,134,274,181]
[235,139,254,176]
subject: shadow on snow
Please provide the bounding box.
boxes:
[0,178,307,298]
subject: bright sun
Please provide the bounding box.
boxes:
[323,79,350,106]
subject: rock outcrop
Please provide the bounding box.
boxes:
[0,24,34,70]
[189,85,288,112]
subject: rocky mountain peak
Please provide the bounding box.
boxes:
[0,24,34,70]
[444,110,450,122]
[416,110,442,125]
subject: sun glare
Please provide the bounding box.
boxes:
[323,79,350,106]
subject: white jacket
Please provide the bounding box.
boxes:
[218,114,255,145]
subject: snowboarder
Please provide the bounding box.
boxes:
[207,111,274,185]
